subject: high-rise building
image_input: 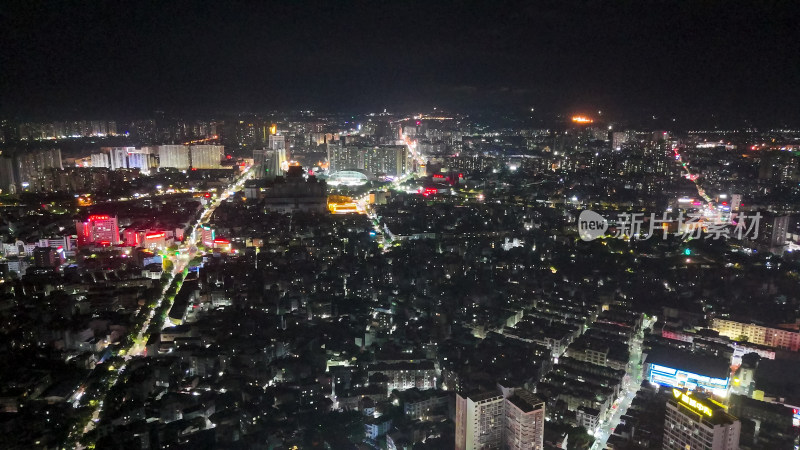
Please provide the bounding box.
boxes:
[758,214,789,254]
[75,215,120,246]
[505,390,545,450]
[126,148,155,174]
[456,391,505,450]
[328,145,409,177]
[33,247,60,268]
[363,145,408,177]
[189,144,223,169]
[254,146,287,181]
[91,153,110,168]
[253,148,266,178]
[327,144,361,174]
[98,147,154,173]
[0,157,17,194]
[235,120,258,147]
[200,225,215,248]
[455,388,545,450]
[663,389,740,450]
[710,318,800,351]
[158,145,190,170]
[15,148,62,192]
[108,147,134,170]
[268,134,286,152]
[611,131,627,150]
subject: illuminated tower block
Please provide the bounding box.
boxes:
[75,215,120,246]
[663,389,740,450]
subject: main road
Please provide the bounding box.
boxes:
[133,163,254,352]
[68,164,253,447]
[355,172,415,249]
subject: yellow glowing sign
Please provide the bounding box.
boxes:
[571,116,594,124]
[269,124,277,135]
[673,389,713,416]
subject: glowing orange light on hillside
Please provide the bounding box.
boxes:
[572,116,594,124]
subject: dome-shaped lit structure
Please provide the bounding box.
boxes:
[327,170,370,186]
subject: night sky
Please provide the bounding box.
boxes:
[2,0,799,125]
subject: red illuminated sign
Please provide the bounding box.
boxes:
[89,215,110,221]
[145,232,166,239]
[418,187,438,197]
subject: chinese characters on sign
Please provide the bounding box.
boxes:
[578,210,761,242]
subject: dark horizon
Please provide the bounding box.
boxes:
[2,1,800,127]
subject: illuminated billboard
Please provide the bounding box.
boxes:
[648,364,729,397]
[672,389,713,416]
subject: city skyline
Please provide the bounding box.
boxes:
[2,2,800,449]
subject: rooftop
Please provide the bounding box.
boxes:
[646,346,730,379]
[507,391,545,413]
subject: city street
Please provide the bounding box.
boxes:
[68,165,253,447]
[591,315,656,449]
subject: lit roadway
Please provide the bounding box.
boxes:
[672,147,713,206]
[590,315,656,450]
[134,164,254,351]
[355,171,416,249]
[670,146,738,231]
[68,165,253,447]
[349,133,421,247]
